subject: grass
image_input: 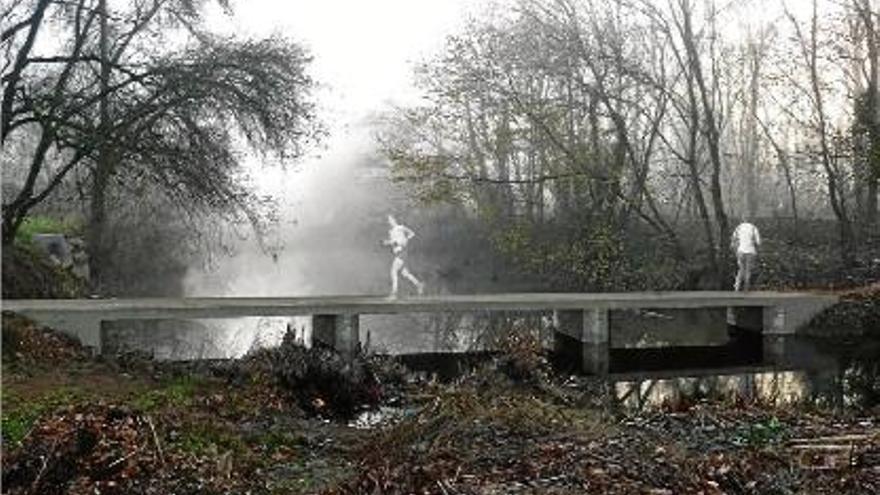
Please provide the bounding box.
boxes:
[175,420,248,456]
[129,375,204,411]
[1,386,88,446]
[732,415,788,447]
[15,215,82,244]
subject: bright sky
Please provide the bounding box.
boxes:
[187,2,486,296]
[209,0,479,133]
[200,0,484,199]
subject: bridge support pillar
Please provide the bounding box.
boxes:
[762,305,790,364]
[762,306,787,335]
[554,309,609,375]
[312,314,359,358]
[727,305,787,334]
[728,305,790,363]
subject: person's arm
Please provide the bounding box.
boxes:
[403,226,416,240]
[731,227,738,251]
[753,226,761,248]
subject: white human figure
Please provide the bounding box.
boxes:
[383,215,425,298]
[731,219,761,291]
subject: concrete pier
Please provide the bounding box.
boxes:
[312,314,359,357]
[554,309,609,374]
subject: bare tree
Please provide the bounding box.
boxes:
[850,0,880,229]
[785,0,857,264]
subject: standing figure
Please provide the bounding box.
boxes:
[383,215,425,298]
[731,218,761,291]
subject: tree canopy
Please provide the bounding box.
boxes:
[380,0,880,289]
[1,0,318,280]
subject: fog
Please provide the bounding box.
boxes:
[173,121,527,357]
[177,127,411,356]
[184,129,406,298]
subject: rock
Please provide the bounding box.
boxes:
[31,233,73,267]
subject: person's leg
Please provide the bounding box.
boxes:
[734,251,745,291]
[401,266,425,295]
[390,257,404,297]
[743,253,755,291]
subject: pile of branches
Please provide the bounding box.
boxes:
[2,312,89,368]
[2,404,167,495]
[241,331,408,418]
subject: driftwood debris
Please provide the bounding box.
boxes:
[789,431,880,470]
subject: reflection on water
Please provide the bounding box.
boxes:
[614,368,814,409]
[101,310,880,412]
[611,337,880,411]
[102,317,309,359]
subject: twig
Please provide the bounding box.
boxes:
[17,423,37,447]
[107,446,140,469]
[790,444,854,451]
[145,415,165,466]
[30,438,57,494]
[436,480,450,495]
[788,433,877,445]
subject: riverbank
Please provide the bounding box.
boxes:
[803,283,880,336]
[2,313,879,494]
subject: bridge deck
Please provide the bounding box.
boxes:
[3,291,834,319]
[2,292,839,372]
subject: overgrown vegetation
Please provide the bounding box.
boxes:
[13,215,82,245]
[1,245,86,299]
[805,284,880,336]
[2,314,879,494]
[2,0,318,291]
[381,0,880,290]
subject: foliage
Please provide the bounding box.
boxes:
[96,193,215,296]
[1,246,87,299]
[806,284,880,336]
[14,215,82,245]
[2,315,880,493]
[1,0,319,289]
[731,416,787,447]
[1,387,88,447]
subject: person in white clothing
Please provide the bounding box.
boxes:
[383,215,425,298]
[731,219,761,291]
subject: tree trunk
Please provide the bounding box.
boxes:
[743,35,763,219]
[680,0,730,287]
[88,0,112,288]
[806,0,856,265]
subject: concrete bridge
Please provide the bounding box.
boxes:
[2,291,837,374]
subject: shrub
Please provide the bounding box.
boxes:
[263,331,384,418]
[495,327,551,384]
[1,245,87,299]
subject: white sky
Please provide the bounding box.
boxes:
[209,0,479,133]
[200,0,485,199]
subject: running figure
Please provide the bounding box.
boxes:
[383,215,425,298]
[731,218,761,291]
